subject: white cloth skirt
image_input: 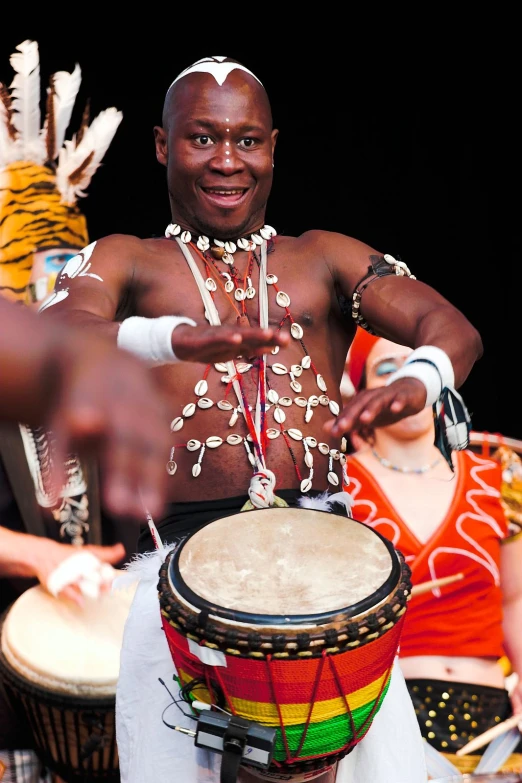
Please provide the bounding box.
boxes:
[115,574,428,783]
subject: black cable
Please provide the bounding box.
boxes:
[158,677,197,730]
[179,676,226,710]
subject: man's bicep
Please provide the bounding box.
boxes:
[331,237,449,340]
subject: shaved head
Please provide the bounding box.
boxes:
[169,56,263,89]
[162,56,271,130]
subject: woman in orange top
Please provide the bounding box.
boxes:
[343,328,522,776]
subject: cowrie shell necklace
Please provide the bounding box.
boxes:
[165,223,277,265]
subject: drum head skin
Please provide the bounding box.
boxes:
[172,508,400,624]
[1,583,136,696]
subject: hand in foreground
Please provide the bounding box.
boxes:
[47,334,171,521]
[35,540,126,607]
[324,378,427,438]
[172,324,290,364]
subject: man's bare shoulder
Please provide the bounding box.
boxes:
[91,233,163,254]
[279,229,378,262]
[85,233,175,270]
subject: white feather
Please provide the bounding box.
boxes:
[9,39,45,163]
[48,63,82,159]
[297,490,335,511]
[0,93,21,166]
[56,107,123,203]
[297,489,354,514]
[111,543,178,592]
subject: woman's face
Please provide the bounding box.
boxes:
[27,246,79,307]
[365,338,435,439]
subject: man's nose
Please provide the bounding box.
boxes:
[209,143,244,174]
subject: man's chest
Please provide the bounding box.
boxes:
[133,246,334,331]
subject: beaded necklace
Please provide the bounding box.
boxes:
[166,227,347,507]
[371,448,442,475]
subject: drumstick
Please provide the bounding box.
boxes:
[139,488,164,552]
[145,511,164,552]
[411,572,464,596]
[456,712,522,756]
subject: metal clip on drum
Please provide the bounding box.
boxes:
[174,710,276,782]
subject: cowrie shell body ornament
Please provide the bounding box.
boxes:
[164,225,344,498]
[276,291,291,308]
[291,323,303,340]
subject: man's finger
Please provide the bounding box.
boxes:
[99,426,168,520]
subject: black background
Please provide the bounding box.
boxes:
[0,24,518,439]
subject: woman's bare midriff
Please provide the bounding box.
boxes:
[400,655,506,688]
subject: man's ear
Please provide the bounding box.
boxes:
[271,128,279,165]
[154,126,168,166]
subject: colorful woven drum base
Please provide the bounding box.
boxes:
[158,509,411,775]
[164,619,401,763]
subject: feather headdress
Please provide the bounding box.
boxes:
[0,39,122,201]
[0,40,122,303]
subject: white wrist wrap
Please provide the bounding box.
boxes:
[385,345,455,408]
[117,315,197,367]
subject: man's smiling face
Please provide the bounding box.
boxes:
[155,66,277,240]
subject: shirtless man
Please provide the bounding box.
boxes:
[40,56,482,782]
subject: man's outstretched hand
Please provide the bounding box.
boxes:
[172,324,290,364]
[324,378,428,438]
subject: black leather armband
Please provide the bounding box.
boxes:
[351,254,416,334]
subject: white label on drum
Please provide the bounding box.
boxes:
[188,638,227,667]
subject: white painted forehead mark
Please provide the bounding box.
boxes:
[168,56,263,90]
[225,117,230,162]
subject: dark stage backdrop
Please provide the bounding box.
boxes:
[0,30,516,438]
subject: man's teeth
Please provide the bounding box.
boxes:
[206,189,243,195]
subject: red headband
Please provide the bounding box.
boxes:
[346,329,380,390]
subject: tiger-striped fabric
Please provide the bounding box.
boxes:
[0,161,88,303]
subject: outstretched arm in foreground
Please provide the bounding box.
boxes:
[0,296,171,520]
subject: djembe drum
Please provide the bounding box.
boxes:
[0,582,136,782]
[158,507,412,780]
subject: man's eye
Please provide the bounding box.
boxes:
[238,138,257,149]
[194,135,214,146]
[375,360,400,377]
